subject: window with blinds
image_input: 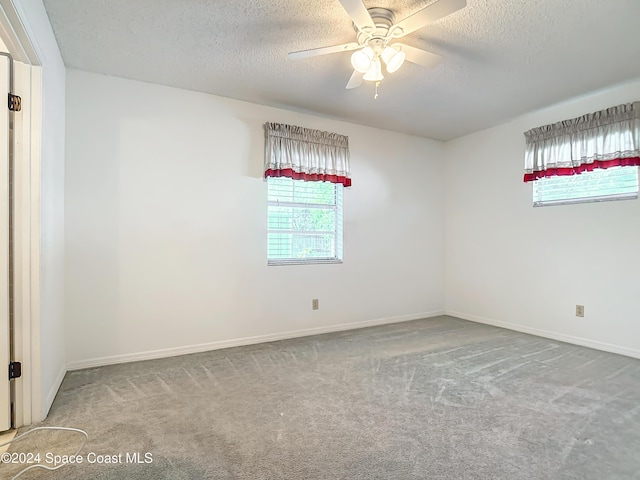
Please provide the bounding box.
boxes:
[533,166,639,206]
[267,177,343,265]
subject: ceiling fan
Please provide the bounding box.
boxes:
[289,0,466,93]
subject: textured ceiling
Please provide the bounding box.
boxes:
[43,0,640,140]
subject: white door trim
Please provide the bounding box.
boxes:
[0,0,43,427]
[0,53,11,432]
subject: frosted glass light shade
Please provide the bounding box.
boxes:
[363,58,384,81]
[351,47,374,73]
[381,46,406,73]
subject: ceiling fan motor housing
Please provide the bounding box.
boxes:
[355,8,396,49]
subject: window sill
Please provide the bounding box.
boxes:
[268,259,343,266]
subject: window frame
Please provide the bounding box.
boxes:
[267,177,343,266]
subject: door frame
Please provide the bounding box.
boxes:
[0,0,43,427]
[0,51,11,431]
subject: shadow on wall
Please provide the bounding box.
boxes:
[66,97,121,361]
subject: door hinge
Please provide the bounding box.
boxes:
[9,362,21,380]
[8,93,21,112]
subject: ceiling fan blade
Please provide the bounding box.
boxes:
[289,42,361,60]
[346,71,364,89]
[394,0,466,37]
[337,0,376,33]
[396,44,442,68]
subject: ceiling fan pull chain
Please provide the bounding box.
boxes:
[374,81,380,99]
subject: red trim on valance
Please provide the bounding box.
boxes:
[265,168,352,187]
[523,157,640,182]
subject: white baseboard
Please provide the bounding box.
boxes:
[66,310,445,371]
[44,364,67,416]
[447,310,640,360]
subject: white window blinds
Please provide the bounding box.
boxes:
[533,166,639,206]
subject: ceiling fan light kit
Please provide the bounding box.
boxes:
[288,0,467,96]
[351,42,405,77]
[351,46,374,73]
[362,57,384,81]
[381,46,405,73]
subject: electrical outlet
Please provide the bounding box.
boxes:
[576,305,584,317]
[312,299,319,310]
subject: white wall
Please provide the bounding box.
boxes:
[445,78,640,358]
[65,70,445,368]
[13,0,66,419]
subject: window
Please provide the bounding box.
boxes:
[263,122,350,265]
[524,102,640,206]
[533,166,639,206]
[267,177,343,265]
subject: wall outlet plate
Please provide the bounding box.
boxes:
[312,299,319,310]
[576,305,584,317]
